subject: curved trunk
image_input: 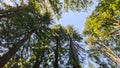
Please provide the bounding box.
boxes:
[98,42,120,68]
[0,14,47,67]
[0,31,33,68]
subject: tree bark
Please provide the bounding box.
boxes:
[98,42,120,68]
[33,51,44,68]
[69,38,82,68]
[0,31,33,68]
[70,39,76,68]
[0,9,50,67]
[33,59,42,68]
[54,37,59,68]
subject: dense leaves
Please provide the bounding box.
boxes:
[83,0,120,67]
[0,0,92,19]
[0,0,89,67]
[1,0,120,68]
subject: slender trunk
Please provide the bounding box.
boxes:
[70,38,77,68]
[54,37,59,68]
[33,59,42,68]
[104,51,120,67]
[33,60,40,68]
[98,42,120,68]
[0,31,33,68]
[69,38,82,68]
[70,39,74,67]
[33,51,43,68]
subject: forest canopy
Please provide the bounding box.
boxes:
[0,0,91,68]
[0,0,120,68]
[83,0,120,67]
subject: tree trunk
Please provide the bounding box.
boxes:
[33,51,44,68]
[69,38,82,68]
[70,38,76,68]
[116,59,120,68]
[99,42,120,68]
[33,60,41,68]
[33,59,42,68]
[0,31,33,68]
[54,37,59,68]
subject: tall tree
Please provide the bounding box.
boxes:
[83,0,120,67]
[0,2,53,67]
[0,0,92,67]
[65,25,83,68]
[51,24,67,68]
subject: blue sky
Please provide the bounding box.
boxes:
[55,2,99,67]
[56,1,98,34]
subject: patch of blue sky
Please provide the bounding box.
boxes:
[56,1,98,34]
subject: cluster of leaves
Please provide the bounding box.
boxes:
[0,0,92,19]
[83,0,120,67]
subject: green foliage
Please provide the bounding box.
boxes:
[0,0,92,20]
[0,0,91,67]
[83,0,120,67]
[65,25,82,42]
[50,24,83,68]
[83,0,120,40]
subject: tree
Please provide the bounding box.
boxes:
[0,2,53,67]
[2,23,85,68]
[4,27,52,68]
[49,25,84,68]
[0,0,93,67]
[83,0,120,67]
[65,25,83,68]
[51,24,68,68]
